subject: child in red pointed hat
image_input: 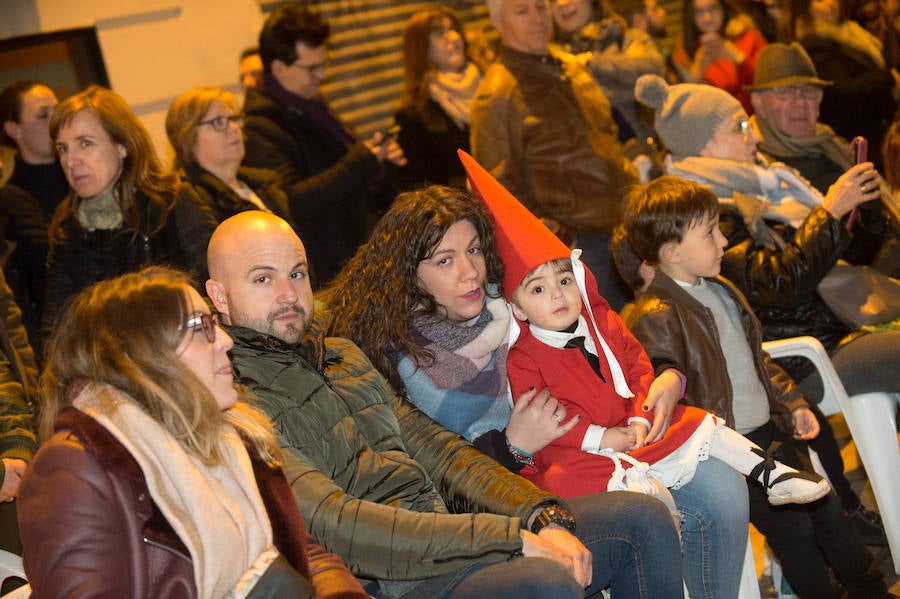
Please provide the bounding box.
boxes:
[458,150,830,505]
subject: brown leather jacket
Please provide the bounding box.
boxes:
[18,407,368,599]
[470,46,637,240]
[625,272,807,434]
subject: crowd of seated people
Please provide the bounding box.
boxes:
[1,0,898,596]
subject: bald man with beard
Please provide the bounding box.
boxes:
[204,210,683,599]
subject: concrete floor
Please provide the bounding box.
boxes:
[749,412,900,597]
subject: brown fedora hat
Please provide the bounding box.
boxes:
[744,42,832,91]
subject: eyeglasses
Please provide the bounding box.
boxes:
[290,59,327,76]
[770,85,823,100]
[735,119,751,136]
[197,114,244,132]
[179,312,218,343]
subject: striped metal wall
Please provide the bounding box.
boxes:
[271,0,682,137]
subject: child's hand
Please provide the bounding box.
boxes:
[508,387,581,454]
[792,407,820,440]
[600,427,637,452]
[630,421,650,450]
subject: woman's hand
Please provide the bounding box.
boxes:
[507,387,580,455]
[365,132,408,167]
[641,369,683,444]
[824,162,881,220]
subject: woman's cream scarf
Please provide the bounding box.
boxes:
[73,383,275,598]
[428,62,482,128]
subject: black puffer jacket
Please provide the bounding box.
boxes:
[181,162,290,224]
[242,88,394,286]
[718,204,861,381]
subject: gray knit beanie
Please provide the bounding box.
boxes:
[635,74,743,158]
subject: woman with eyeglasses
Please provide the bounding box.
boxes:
[43,85,217,336]
[166,87,292,225]
[17,266,368,598]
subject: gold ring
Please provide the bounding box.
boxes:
[860,182,868,192]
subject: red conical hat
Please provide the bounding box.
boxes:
[458,150,570,299]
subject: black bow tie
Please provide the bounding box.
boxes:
[564,336,605,382]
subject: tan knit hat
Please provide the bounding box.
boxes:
[744,42,832,91]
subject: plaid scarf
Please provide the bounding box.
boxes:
[398,293,511,441]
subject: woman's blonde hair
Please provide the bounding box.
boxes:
[39,266,280,466]
[49,85,178,243]
[166,86,241,170]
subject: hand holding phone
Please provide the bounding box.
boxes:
[847,136,868,230]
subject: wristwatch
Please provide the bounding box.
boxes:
[529,504,576,535]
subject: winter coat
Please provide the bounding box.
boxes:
[470,45,637,242]
[18,406,368,599]
[625,271,807,434]
[242,88,391,285]
[181,162,291,224]
[42,185,216,332]
[718,204,861,381]
[0,269,37,486]
[225,303,561,583]
[395,99,470,190]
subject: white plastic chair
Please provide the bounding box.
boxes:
[762,336,900,574]
[0,549,28,598]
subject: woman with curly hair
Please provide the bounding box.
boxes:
[18,266,366,598]
[325,183,750,598]
[43,85,217,333]
[395,6,483,190]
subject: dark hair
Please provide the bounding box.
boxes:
[240,46,260,61]
[682,0,740,59]
[611,223,647,293]
[787,0,849,38]
[619,0,649,24]
[623,176,719,263]
[401,6,469,112]
[324,185,504,390]
[0,80,45,146]
[259,4,330,75]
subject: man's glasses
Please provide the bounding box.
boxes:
[290,60,327,76]
[179,312,218,343]
[770,85,823,100]
[197,114,244,132]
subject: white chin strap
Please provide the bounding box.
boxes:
[571,249,635,399]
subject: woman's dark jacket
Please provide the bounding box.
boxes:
[18,407,368,599]
[395,99,470,191]
[42,185,216,332]
[718,204,859,381]
[180,162,291,224]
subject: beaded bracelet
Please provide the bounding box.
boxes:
[506,435,535,467]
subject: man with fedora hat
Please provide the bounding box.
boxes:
[747,43,891,547]
[747,42,850,192]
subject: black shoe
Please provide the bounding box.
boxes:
[847,505,888,546]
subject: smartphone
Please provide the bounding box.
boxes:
[380,124,400,143]
[847,136,868,230]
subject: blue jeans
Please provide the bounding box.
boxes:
[391,491,683,598]
[670,457,749,599]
